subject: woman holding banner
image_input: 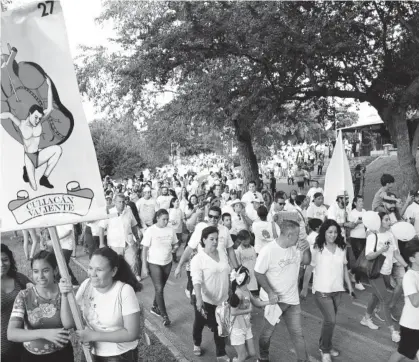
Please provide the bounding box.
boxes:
[59,247,141,362]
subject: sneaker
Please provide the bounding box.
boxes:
[162,315,171,326]
[193,345,202,356]
[360,316,379,330]
[391,329,400,343]
[320,348,339,357]
[150,306,162,317]
[216,356,230,362]
[185,289,191,299]
[320,351,332,362]
[354,282,365,291]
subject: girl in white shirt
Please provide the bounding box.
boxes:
[141,209,178,326]
[361,212,408,342]
[309,219,354,362]
[347,195,367,291]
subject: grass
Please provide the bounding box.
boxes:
[1,234,178,362]
[363,153,419,209]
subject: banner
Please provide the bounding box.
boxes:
[1,1,107,231]
[323,130,354,207]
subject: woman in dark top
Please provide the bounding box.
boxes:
[1,243,32,361]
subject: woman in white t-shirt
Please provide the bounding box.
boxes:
[59,247,141,361]
[308,219,354,361]
[141,209,178,326]
[169,197,184,262]
[361,212,408,342]
[190,226,230,359]
[348,195,367,291]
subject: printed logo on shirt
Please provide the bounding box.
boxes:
[262,230,271,239]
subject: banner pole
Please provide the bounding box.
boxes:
[48,226,93,362]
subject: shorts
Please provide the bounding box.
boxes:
[391,262,406,281]
[297,181,304,188]
[398,325,419,360]
[230,326,253,346]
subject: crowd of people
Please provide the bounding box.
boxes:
[2,144,419,362]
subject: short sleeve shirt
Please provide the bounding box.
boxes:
[10,287,64,355]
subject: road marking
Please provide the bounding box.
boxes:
[290,349,320,362]
[300,310,395,353]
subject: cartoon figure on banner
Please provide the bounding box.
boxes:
[1,44,74,191]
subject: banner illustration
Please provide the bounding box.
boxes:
[1,1,107,231]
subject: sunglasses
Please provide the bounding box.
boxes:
[208,214,220,220]
[278,202,285,205]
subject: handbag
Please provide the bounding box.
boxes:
[353,233,386,280]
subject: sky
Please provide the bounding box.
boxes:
[7,0,382,126]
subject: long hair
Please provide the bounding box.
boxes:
[188,194,198,210]
[169,197,178,209]
[229,265,250,308]
[314,219,346,252]
[31,250,59,281]
[1,244,17,277]
[91,247,139,291]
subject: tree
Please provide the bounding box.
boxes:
[77,1,418,192]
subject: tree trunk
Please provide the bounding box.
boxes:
[411,121,419,158]
[233,119,260,192]
[390,110,419,194]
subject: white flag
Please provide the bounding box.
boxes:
[1,2,107,231]
[323,130,354,207]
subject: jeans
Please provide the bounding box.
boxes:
[259,303,309,361]
[62,249,79,285]
[148,262,172,316]
[350,237,366,283]
[81,348,138,362]
[367,276,394,328]
[314,292,342,353]
[193,301,226,357]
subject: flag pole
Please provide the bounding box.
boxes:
[48,226,93,362]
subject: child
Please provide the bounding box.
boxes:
[235,230,258,292]
[388,241,419,362]
[222,212,237,243]
[229,266,269,362]
[300,218,323,298]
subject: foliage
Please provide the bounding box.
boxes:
[89,118,166,178]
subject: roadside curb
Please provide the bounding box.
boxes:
[71,257,191,362]
[365,155,384,170]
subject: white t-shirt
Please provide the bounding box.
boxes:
[56,224,74,250]
[141,225,178,265]
[399,269,419,330]
[307,231,318,251]
[241,191,263,205]
[254,241,301,305]
[156,195,173,211]
[235,245,258,291]
[100,208,137,248]
[365,231,398,275]
[306,204,328,221]
[190,249,230,305]
[311,246,347,293]
[252,220,281,254]
[245,204,259,223]
[76,280,140,356]
[169,208,183,233]
[188,222,233,255]
[136,198,156,227]
[404,202,419,237]
[348,209,366,238]
[231,212,249,235]
[327,203,347,224]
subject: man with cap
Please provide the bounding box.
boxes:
[327,190,352,232]
[230,199,252,236]
[241,180,263,206]
[404,190,419,238]
[382,192,412,226]
[137,186,157,230]
[245,194,263,223]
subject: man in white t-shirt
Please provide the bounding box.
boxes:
[174,206,239,279]
[99,193,142,280]
[241,180,263,205]
[404,190,419,237]
[156,186,173,211]
[136,186,157,229]
[307,193,328,222]
[255,220,311,362]
[306,180,324,203]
